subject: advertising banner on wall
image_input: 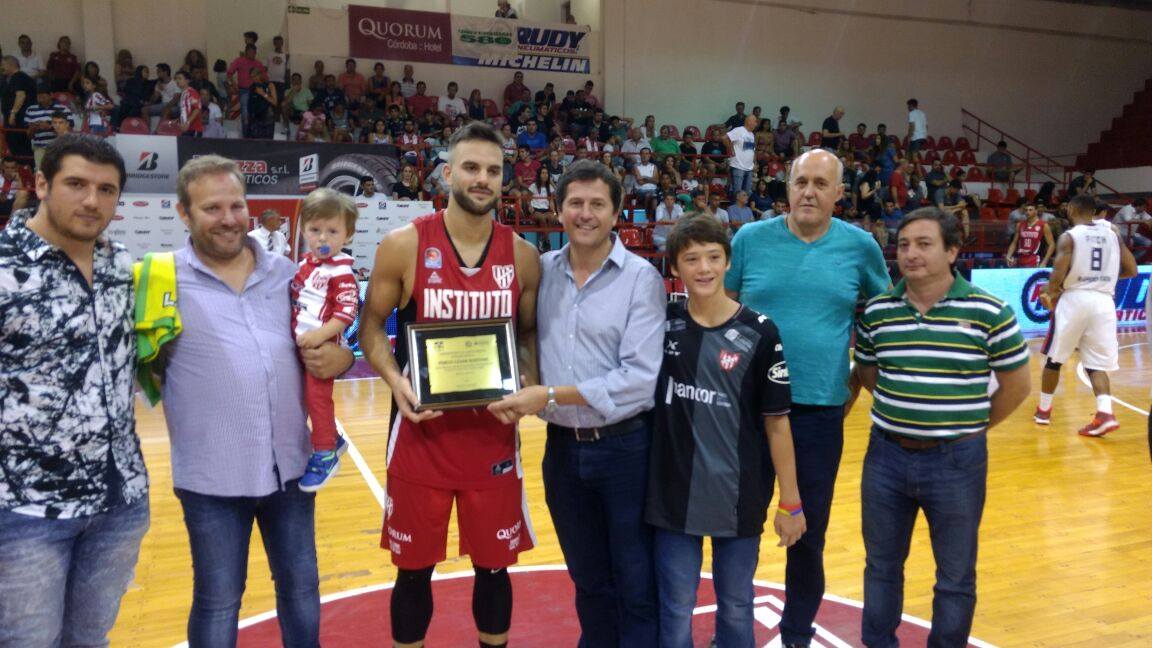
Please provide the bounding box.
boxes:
[971,266,1150,336]
[348,5,453,64]
[105,191,427,277]
[346,5,591,75]
[116,135,180,194]
[451,15,592,74]
[117,135,401,197]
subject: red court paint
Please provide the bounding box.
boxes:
[235,565,992,647]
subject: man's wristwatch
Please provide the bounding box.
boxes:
[544,386,558,414]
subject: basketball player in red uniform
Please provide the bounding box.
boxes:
[359,122,541,648]
[1005,203,1054,268]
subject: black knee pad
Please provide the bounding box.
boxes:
[472,566,512,636]
[391,566,434,644]
[1044,359,1063,371]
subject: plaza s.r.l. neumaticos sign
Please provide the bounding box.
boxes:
[348,5,591,74]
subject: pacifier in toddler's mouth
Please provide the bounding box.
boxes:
[317,245,331,255]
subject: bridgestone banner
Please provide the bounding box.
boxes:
[116,135,401,198]
[348,5,592,75]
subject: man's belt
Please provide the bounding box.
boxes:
[547,414,648,442]
[880,429,985,451]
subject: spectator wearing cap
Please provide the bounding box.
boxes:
[248,209,290,256]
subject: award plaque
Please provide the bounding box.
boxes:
[407,319,520,410]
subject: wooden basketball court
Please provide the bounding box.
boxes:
[111,333,1151,647]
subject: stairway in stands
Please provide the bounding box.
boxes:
[1078,77,1152,170]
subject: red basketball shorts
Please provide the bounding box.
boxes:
[381,474,535,570]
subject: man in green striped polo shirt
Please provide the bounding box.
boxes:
[854,207,1031,647]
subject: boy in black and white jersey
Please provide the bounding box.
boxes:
[646,214,806,647]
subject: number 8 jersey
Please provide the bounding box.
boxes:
[1064,220,1120,295]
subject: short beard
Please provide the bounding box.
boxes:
[451,184,498,216]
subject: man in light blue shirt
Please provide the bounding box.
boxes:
[725,148,889,648]
[491,159,665,647]
[164,155,353,646]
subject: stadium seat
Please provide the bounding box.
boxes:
[959,150,976,165]
[888,134,902,149]
[118,117,150,135]
[53,92,74,108]
[936,135,954,151]
[923,135,936,150]
[482,99,499,119]
[1024,189,1038,202]
[155,119,183,136]
[683,125,701,140]
[1004,188,1021,204]
[954,136,972,151]
[561,137,577,154]
[997,207,1013,220]
[807,131,822,147]
[979,207,997,221]
[986,188,1004,205]
[942,150,959,165]
[966,166,985,181]
[923,150,940,164]
[664,124,680,138]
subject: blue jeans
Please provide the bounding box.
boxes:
[654,529,760,648]
[861,429,987,648]
[543,423,658,648]
[0,497,149,647]
[780,404,845,645]
[729,167,753,199]
[176,482,320,648]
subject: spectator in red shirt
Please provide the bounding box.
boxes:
[848,123,871,157]
[47,36,81,93]
[174,71,203,137]
[337,58,367,108]
[513,145,540,187]
[503,71,528,109]
[227,44,266,131]
[888,158,908,209]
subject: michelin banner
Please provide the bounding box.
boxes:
[348,5,592,74]
[971,266,1151,336]
[117,135,401,197]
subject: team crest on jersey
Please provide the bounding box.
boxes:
[719,350,741,371]
[428,271,443,285]
[424,247,442,269]
[492,264,515,290]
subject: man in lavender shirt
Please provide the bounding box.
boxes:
[162,154,353,646]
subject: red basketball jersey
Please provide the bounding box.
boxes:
[1016,219,1044,263]
[388,211,522,490]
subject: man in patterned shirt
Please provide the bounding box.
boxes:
[854,207,1031,647]
[0,134,149,645]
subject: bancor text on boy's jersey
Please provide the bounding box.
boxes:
[389,211,522,490]
[1064,220,1120,295]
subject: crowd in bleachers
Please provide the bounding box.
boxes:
[3,30,1150,263]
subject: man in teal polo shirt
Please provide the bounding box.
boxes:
[725,148,889,647]
[854,207,1030,646]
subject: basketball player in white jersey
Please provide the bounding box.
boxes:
[1035,194,1137,436]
